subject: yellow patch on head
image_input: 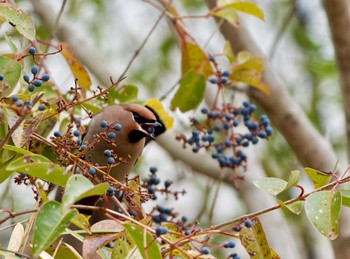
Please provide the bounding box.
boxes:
[144,98,174,131]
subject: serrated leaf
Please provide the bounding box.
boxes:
[0,4,36,41]
[171,71,205,112]
[253,177,287,196]
[181,42,212,77]
[61,174,109,212]
[339,189,350,208]
[123,222,162,259]
[60,42,91,90]
[305,190,341,240]
[239,218,272,258]
[304,167,332,189]
[32,201,78,257]
[0,55,21,95]
[6,156,70,186]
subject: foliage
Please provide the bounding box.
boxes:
[0,1,349,259]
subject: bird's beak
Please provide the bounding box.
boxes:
[140,121,162,140]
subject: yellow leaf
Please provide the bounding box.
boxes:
[60,42,92,91]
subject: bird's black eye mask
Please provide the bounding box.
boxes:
[129,112,162,143]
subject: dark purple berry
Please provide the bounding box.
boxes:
[150,166,158,174]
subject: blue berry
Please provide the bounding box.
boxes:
[107,157,115,164]
[207,111,215,118]
[79,144,87,151]
[107,131,117,139]
[106,186,115,196]
[147,186,155,194]
[208,55,215,62]
[152,215,161,223]
[251,136,259,144]
[229,157,238,165]
[104,149,112,157]
[75,118,82,126]
[11,95,18,102]
[233,120,239,127]
[242,101,250,107]
[16,100,24,107]
[240,107,249,116]
[164,180,172,188]
[28,47,36,55]
[150,166,158,174]
[192,146,200,153]
[244,133,252,140]
[129,210,137,217]
[237,150,246,159]
[223,122,230,130]
[25,100,33,107]
[201,135,208,142]
[160,213,168,222]
[214,125,221,132]
[208,76,217,84]
[207,134,215,143]
[181,216,188,222]
[201,247,210,255]
[53,131,61,137]
[88,167,96,175]
[249,104,256,112]
[31,66,38,75]
[192,130,199,136]
[222,70,231,77]
[215,145,223,153]
[28,84,35,92]
[224,140,232,147]
[265,126,273,136]
[0,74,4,81]
[114,123,122,131]
[249,122,259,131]
[242,141,249,147]
[225,114,233,121]
[38,104,46,111]
[23,74,30,83]
[148,176,160,185]
[156,227,163,235]
[201,107,208,114]
[244,219,253,228]
[235,136,242,144]
[76,139,82,145]
[41,74,50,82]
[224,241,236,248]
[220,76,228,84]
[33,80,42,87]
[258,131,267,138]
[100,120,108,128]
[229,253,240,259]
[73,130,80,137]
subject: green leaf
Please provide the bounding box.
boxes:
[278,199,303,215]
[108,84,138,104]
[123,222,162,259]
[61,174,109,212]
[223,40,235,63]
[304,167,332,189]
[112,231,139,259]
[181,42,211,77]
[0,4,36,41]
[162,223,190,258]
[285,170,301,189]
[339,189,350,208]
[0,55,21,95]
[253,177,287,196]
[32,201,78,257]
[239,218,272,258]
[305,190,341,240]
[3,144,34,156]
[6,156,71,186]
[171,71,205,112]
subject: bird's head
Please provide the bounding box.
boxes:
[122,103,163,143]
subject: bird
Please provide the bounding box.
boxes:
[82,102,164,182]
[56,100,173,256]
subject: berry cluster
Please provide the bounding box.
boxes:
[9,94,46,112]
[177,101,272,172]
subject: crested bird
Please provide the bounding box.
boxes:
[56,100,173,256]
[82,103,164,181]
